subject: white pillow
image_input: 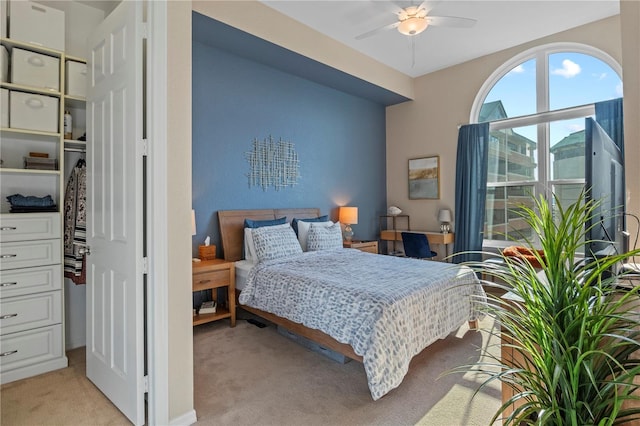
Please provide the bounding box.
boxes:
[306,222,343,251]
[251,224,303,262]
[297,220,333,251]
[244,223,290,262]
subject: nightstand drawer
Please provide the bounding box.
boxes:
[193,269,230,291]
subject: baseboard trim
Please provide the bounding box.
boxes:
[169,409,197,426]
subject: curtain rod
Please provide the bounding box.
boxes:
[64,147,86,153]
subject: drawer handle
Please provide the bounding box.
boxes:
[198,279,211,284]
[0,254,17,259]
[25,98,45,109]
[0,313,17,319]
[0,227,17,231]
[0,350,18,357]
[0,282,17,287]
[27,55,45,67]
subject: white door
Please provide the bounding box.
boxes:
[86,1,145,425]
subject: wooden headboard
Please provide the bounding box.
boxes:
[218,208,321,261]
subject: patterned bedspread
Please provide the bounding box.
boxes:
[238,248,485,400]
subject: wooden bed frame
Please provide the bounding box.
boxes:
[218,208,478,364]
[218,208,364,362]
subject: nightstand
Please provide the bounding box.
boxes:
[343,240,378,254]
[192,259,236,327]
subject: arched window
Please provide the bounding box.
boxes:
[471,43,622,245]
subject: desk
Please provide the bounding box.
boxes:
[380,230,454,260]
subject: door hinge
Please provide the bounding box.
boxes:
[140,139,149,156]
[143,375,149,393]
[142,257,149,274]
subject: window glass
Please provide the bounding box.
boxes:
[549,52,622,110]
[475,44,622,246]
[481,59,536,120]
[485,185,536,242]
[487,125,537,184]
[550,117,591,180]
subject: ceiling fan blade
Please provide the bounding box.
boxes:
[355,21,400,40]
[427,15,477,28]
[417,0,442,14]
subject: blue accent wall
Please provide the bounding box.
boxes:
[192,41,387,257]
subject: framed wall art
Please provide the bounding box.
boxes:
[408,155,440,199]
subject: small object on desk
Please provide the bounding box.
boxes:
[387,206,402,215]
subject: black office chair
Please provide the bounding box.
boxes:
[401,232,438,259]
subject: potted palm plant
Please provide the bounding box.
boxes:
[453,191,640,425]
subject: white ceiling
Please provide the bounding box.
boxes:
[261,0,620,78]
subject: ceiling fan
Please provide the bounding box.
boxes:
[356,1,477,40]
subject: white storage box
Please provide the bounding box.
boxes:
[65,61,86,98]
[0,45,7,82]
[1,88,8,128]
[10,91,58,133]
[11,48,60,92]
[9,1,65,52]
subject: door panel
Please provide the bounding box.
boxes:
[86,2,145,425]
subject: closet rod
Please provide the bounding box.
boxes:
[64,147,86,153]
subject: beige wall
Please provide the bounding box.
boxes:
[386,15,631,234]
[167,1,194,421]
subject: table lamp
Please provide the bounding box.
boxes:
[438,209,451,234]
[339,206,358,241]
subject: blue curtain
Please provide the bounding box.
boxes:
[453,123,489,263]
[595,97,624,155]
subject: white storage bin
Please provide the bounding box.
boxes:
[9,1,65,52]
[0,45,7,82]
[11,48,59,92]
[9,91,58,133]
[1,88,7,128]
[65,61,86,98]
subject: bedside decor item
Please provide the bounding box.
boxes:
[387,205,402,215]
[339,206,358,241]
[438,208,451,233]
[408,156,439,199]
[245,136,299,191]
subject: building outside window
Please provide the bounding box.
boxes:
[471,43,622,247]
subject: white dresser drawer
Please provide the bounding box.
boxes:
[0,239,61,270]
[0,213,61,242]
[0,291,62,335]
[0,324,63,374]
[0,264,62,298]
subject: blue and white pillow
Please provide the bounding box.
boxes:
[306,222,343,251]
[297,220,333,251]
[252,224,303,262]
[244,223,290,263]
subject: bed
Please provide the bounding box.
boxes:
[218,208,485,400]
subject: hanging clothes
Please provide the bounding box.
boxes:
[64,158,87,284]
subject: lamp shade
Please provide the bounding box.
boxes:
[438,209,452,223]
[191,209,196,236]
[339,206,358,225]
[398,17,428,36]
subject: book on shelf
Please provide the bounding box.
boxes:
[198,300,217,314]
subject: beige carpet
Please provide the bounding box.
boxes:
[1,313,501,425]
[193,312,501,426]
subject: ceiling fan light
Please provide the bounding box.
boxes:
[398,17,428,36]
